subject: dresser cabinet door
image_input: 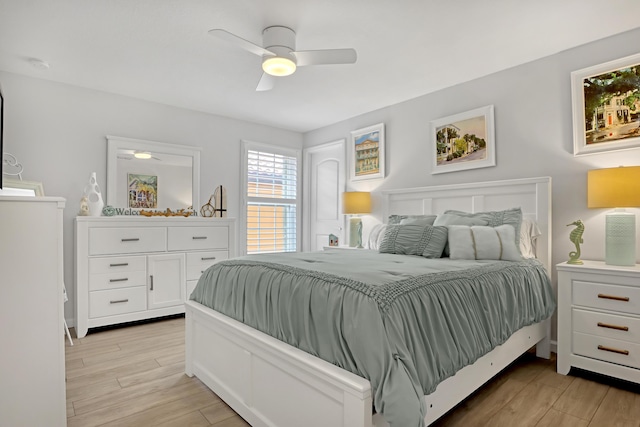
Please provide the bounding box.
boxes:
[147,253,186,310]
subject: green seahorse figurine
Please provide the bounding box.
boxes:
[567,219,584,265]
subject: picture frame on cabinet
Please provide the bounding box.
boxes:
[430,105,496,175]
[349,123,385,181]
[572,52,640,156]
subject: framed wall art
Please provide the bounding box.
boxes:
[572,52,640,156]
[349,123,385,181]
[430,105,495,174]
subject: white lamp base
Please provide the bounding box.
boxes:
[605,210,636,266]
[349,217,363,248]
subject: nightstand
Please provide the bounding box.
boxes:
[556,260,640,384]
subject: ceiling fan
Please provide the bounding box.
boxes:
[208,26,357,91]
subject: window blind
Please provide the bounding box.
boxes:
[246,149,298,254]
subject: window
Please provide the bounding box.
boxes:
[242,141,300,254]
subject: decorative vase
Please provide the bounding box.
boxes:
[84,172,104,217]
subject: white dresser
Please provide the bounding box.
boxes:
[75,216,236,338]
[557,260,640,384]
[0,196,67,426]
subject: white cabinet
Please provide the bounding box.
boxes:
[0,196,67,426]
[75,216,235,338]
[557,260,640,384]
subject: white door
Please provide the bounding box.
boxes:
[147,253,185,309]
[303,140,346,251]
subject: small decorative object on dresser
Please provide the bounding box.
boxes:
[213,185,227,217]
[84,172,104,216]
[557,261,640,385]
[200,194,215,217]
[102,205,116,216]
[566,219,584,265]
[79,196,90,216]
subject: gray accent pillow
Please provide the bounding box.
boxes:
[448,225,522,261]
[388,214,438,226]
[379,223,448,258]
[433,213,489,256]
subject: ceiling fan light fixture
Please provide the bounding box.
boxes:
[134,151,152,160]
[262,56,296,77]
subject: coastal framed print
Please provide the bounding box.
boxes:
[572,52,640,156]
[431,105,495,174]
[349,123,385,181]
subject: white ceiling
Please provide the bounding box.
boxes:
[1,0,639,133]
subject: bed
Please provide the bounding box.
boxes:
[185,176,554,427]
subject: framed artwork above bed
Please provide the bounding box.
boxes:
[349,123,385,181]
[430,105,496,174]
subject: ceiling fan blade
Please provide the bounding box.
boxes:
[256,73,275,91]
[293,48,357,67]
[208,29,275,57]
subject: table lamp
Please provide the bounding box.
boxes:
[343,191,371,248]
[587,166,640,266]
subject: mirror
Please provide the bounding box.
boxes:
[106,136,201,211]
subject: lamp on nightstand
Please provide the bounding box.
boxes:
[587,166,640,266]
[343,191,371,248]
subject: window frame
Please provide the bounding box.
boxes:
[240,140,302,255]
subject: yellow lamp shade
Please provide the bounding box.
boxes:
[342,191,371,215]
[588,166,640,208]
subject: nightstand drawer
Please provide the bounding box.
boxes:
[168,226,228,251]
[573,331,640,370]
[573,280,640,315]
[572,308,640,343]
[89,228,166,255]
[186,250,228,280]
[89,287,147,318]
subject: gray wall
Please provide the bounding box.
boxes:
[304,27,640,343]
[0,71,302,326]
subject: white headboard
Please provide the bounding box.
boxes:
[381,176,552,272]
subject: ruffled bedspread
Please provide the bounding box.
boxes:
[190,250,556,427]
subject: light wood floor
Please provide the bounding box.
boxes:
[66,316,640,427]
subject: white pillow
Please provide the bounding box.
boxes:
[519,218,541,258]
[367,224,387,250]
[448,224,522,261]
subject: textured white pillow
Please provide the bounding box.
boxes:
[367,224,387,250]
[519,218,541,258]
[448,224,522,261]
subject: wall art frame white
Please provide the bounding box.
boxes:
[349,123,385,181]
[430,105,495,174]
[571,52,640,156]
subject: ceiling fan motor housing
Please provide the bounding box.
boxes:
[263,26,296,60]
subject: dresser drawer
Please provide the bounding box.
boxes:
[89,271,147,291]
[89,256,146,274]
[89,228,166,255]
[572,308,640,344]
[168,226,229,251]
[573,331,640,370]
[573,280,640,315]
[186,250,228,280]
[89,287,147,318]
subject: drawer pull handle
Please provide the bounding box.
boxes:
[597,322,629,332]
[150,275,154,291]
[109,278,129,283]
[597,345,629,356]
[109,263,129,267]
[110,299,129,304]
[597,293,630,302]
[121,238,140,242]
[192,236,207,240]
[201,256,216,261]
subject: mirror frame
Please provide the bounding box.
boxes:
[106,135,201,210]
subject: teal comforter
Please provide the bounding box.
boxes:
[190,250,556,427]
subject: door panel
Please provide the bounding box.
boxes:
[303,140,345,252]
[147,253,185,310]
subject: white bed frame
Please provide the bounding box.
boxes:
[185,176,552,427]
